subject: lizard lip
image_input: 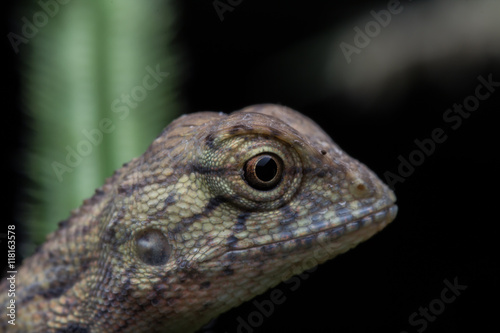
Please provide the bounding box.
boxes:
[223,203,398,255]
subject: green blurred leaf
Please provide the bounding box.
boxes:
[21,0,182,254]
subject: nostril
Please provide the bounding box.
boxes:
[349,179,371,198]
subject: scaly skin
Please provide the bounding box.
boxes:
[0,104,397,332]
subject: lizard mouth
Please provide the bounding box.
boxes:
[221,202,398,257]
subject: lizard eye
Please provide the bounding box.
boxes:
[134,229,171,266]
[244,153,283,190]
[202,135,303,210]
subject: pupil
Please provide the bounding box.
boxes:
[255,156,277,182]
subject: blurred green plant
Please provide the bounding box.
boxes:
[20,0,182,255]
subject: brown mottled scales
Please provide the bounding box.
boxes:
[0,105,397,332]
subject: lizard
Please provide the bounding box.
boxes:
[0,104,397,333]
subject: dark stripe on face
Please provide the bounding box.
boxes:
[226,235,238,249]
[279,205,299,227]
[170,196,227,234]
[205,196,227,211]
[234,212,250,232]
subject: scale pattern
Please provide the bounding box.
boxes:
[0,105,397,332]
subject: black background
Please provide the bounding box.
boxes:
[3,1,499,332]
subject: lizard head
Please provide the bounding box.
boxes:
[98,104,397,332]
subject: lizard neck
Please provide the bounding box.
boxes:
[0,165,124,332]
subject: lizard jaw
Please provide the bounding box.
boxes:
[215,202,397,261]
